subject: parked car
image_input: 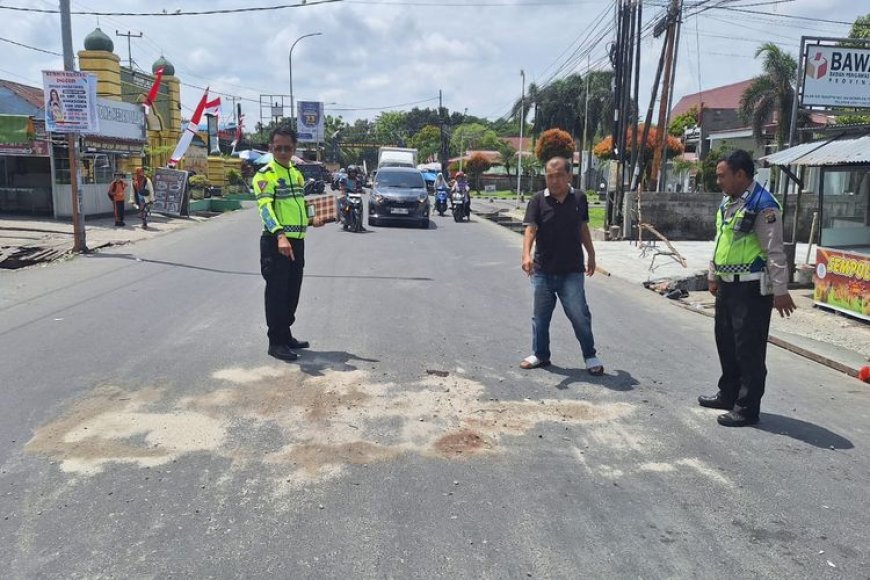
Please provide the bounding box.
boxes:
[368,166,430,229]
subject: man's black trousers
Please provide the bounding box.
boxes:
[260,235,304,347]
[714,280,774,418]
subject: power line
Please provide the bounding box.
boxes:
[0,0,343,16]
[0,36,62,56]
[328,96,440,111]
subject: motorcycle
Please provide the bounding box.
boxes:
[341,191,364,233]
[451,191,469,222]
[435,187,449,216]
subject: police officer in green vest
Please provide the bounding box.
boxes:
[698,149,796,427]
[255,125,324,361]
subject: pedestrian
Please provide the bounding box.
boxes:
[254,125,325,361]
[107,171,127,227]
[698,149,796,427]
[520,156,604,375]
[132,167,154,229]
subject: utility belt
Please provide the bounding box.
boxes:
[717,271,763,283]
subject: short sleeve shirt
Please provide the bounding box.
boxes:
[523,188,589,274]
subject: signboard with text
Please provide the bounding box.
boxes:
[42,70,99,133]
[297,101,324,143]
[151,167,190,217]
[801,45,870,109]
[813,247,870,321]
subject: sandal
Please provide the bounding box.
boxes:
[585,357,605,376]
[520,355,551,369]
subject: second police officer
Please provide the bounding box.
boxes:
[699,149,797,427]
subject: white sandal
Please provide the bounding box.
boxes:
[520,355,551,369]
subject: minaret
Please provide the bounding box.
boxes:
[77,28,121,101]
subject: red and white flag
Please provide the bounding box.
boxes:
[231,112,245,151]
[143,66,164,113]
[168,87,209,167]
[203,96,221,117]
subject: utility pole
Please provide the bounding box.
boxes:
[439,89,449,176]
[115,30,142,69]
[652,0,681,192]
[658,0,682,192]
[60,0,86,253]
[581,55,590,191]
[516,70,525,207]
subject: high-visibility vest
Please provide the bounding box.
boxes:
[253,160,309,239]
[713,182,781,275]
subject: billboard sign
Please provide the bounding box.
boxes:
[297,101,324,143]
[801,45,870,109]
[814,247,870,321]
[42,70,99,133]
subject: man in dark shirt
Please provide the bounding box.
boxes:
[520,157,603,375]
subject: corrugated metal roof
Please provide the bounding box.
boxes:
[762,135,870,166]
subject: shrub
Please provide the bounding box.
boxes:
[189,174,211,190]
[225,168,243,186]
[535,128,574,164]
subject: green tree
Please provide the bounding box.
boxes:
[497,140,517,176]
[845,13,870,46]
[373,111,408,145]
[409,125,441,161]
[669,106,698,137]
[739,43,798,149]
[450,123,489,155]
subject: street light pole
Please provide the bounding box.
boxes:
[288,32,322,129]
[516,69,525,208]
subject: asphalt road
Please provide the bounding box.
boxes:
[0,201,867,578]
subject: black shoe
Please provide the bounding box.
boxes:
[268,344,298,361]
[717,411,759,427]
[698,394,733,410]
[287,338,310,349]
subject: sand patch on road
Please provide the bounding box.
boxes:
[26,365,634,486]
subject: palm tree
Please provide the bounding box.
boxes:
[739,43,798,150]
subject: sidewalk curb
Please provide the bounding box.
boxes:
[669,299,860,378]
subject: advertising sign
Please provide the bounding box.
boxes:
[297,101,324,143]
[151,167,190,217]
[42,70,99,133]
[92,98,146,141]
[813,247,870,321]
[801,45,870,109]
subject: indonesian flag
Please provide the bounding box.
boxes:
[168,87,209,167]
[203,96,221,117]
[143,66,164,113]
[231,112,245,150]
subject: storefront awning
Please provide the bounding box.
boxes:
[0,115,35,144]
[762,134,870,167]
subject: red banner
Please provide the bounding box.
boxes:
[814,247,870,321]
[0,139,49,157]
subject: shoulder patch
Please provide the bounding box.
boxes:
[763,208,777,223]
[257,165,273,174]
[256,180,269,191]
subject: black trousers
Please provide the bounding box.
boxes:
[260,235,305,346]
[714,280,774,418]
[113,200,125,225]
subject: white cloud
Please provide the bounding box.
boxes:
[0,0,864,128]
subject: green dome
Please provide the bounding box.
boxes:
[152,56,175,76]
[83,27,113,52]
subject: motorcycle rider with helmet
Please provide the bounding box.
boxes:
[338,165,365,231]
[452,171,471,218]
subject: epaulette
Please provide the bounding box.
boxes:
[257,165,274,174]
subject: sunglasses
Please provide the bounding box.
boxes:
[272,145,295,153]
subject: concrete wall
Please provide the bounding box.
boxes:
[622,191,819,241]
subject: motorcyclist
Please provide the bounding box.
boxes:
[452,171,471,218]
[338,165,365,230]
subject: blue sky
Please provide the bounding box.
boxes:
[2,0,868,128]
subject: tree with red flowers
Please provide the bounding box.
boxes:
[535,128,575,164]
